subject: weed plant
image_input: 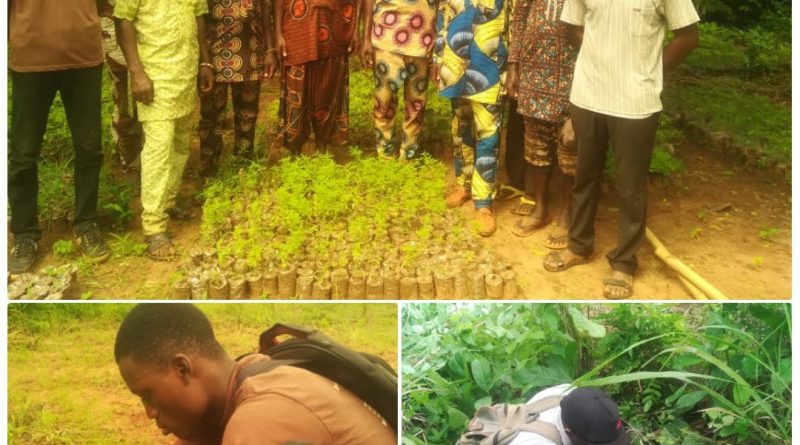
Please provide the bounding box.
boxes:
[402,303,791,445]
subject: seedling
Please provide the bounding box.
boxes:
[52,240,76,259]
[758,227,779,242]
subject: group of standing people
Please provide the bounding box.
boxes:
[9,0,699,298]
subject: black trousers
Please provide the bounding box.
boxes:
[568,105,659,275]
[9,64,104,239]
[504,99,525,189]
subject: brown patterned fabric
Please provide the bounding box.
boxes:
[279,56,349,152]
[206,0,269,82]
[523,116,576,177]
[198,80,262,174]
[281,0,356,66]
[508,0,577,123]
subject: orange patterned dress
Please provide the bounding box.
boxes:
[281,0,356,66]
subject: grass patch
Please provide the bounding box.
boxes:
[8,303,397,445]
[664,77,790,165]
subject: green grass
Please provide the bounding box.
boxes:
[664,78,791,165]
[8,303,397,445]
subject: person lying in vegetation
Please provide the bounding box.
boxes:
[114,304,396,444]
[458,384,631,445]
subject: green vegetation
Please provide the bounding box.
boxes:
[201,151,479,274]
[665,21,790,168]
[402,303,791,445]
[8,303,397,445]
[51,240,76,260]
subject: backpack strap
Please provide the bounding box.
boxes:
[516,422,562,445]
[234,358,302,391]
[516,396,564,445]
[523,395,563,415]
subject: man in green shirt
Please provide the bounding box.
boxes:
[113,0,214,260]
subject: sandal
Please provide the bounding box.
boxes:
[544,227,569,250]
[603,271,634,299]
[147,233,178,262]
[511,215,550,238]
[543,249,590,272]
[511,196,536,216]
[496,183,524,201]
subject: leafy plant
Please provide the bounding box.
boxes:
[402,304,791,445]
[52,240,76,259]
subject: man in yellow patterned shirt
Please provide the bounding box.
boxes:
[113,0,214,260]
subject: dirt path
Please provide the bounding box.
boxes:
[484,141,791,299]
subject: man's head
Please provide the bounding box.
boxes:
[560,387,631,445]
[115,303,230,441]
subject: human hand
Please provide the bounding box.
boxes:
[130,68,155,104]
[505,63,519,99]
[199,65,214,94]
[431,63,441,87]
[360,40,375,69]
[348,31,361,55]
[263,52,278,80]
[275,35,288,63]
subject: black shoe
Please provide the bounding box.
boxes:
[74,222,110,263]
[9,238,38,274]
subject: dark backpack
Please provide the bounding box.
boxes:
[455,397,564,445]
[235,323,398,432]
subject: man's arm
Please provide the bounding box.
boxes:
[566,23,583,47]
[663,23,699,72]
[273,0,287,62]
[348,0,361,54]
[261,0,278,79]
[197,16,214,93]
[114,18,155,104]
[359,0,375,68]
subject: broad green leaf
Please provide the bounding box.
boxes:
[474,396,492,410]
[732,383,753,406]
[471,358,493,392]
[448,407,469,429]
[676,390,707,410]
[568,307,606,338]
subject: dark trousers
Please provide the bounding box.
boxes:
[9,65,104,239]
[504,99,525,189]
[198,80,262,173]
[568,105,659,274]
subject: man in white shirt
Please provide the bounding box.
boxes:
[510,385,631,445]
[543,0,700,299]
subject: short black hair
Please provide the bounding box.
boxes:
[114,303,226,367]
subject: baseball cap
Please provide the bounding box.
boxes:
[560,387,632,445]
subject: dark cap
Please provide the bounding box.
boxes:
[560,387,631,445]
